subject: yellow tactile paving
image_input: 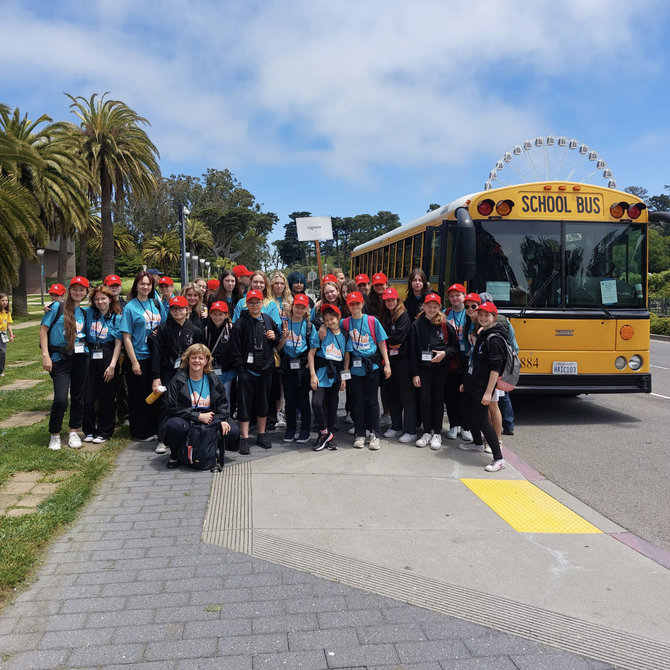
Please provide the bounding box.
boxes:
[460,479,603,534]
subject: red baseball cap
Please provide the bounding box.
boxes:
[103,274,122,286]
[48,283,66,296]
[209,300,228,313]
[292,294,310,307]
[371,272,387,285]
[355,274,370,285]
[477,302,498,315]
[321,303,341,316]
[322,274,338,284]
[464,292,481,304]
[233,264,254,278]
[346,291,365,305]
[207,279,220,291]
[158,276,174,286]
[169,295,188,308]
[70,276,89,288]
[382,287,399,300]
[424,293,441,305]
[246,289,264,302]
[447,283,466,294]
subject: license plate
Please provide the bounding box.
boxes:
[552,361,578,375]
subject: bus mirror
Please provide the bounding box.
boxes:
[455,207,476,282]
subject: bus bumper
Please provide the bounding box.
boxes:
[516,373,652,394]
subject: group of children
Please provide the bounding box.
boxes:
[31,263,514,472]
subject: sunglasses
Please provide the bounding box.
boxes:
[464,304,479,310]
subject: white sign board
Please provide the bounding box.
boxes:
[296,216,333,242]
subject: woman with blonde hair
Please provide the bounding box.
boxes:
[269,270,292,316]
[182,281,206,329]
[162,343,239,468]
[232,271,282,327]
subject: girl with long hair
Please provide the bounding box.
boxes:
[120,270,166,441]
[82,285,123,444]
[232,271,282,327]
[211,269,242,313]
[182,282,205,330]
[404,268,429,321]
[40,277,90,450]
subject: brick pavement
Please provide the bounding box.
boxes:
[0,441,615,670]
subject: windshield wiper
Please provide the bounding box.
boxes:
[566,277,613,318]
[519,269,559,316]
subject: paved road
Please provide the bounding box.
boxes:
[507,338,670,553]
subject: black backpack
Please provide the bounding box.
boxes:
[486,332,521,392]
[176,423,223,471]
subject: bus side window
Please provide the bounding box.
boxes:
[388,242,397,279]
[403,238,412,276]
[413,234,423,271]
[382,245,389,278]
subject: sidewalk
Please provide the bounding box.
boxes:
[0,431,668,669]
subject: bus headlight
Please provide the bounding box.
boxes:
[615,356,627,370]
[628,355,643,370]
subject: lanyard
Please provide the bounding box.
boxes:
[188,377,205,408]
[350,317,365,352]
[136,298,157,329]
[289,319,306,349]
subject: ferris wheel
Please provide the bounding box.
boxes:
[484,136,617,191]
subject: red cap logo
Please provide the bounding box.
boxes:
[209,300,228,313]
[169,295,188,308]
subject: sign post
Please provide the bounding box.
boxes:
[295,216,333,283]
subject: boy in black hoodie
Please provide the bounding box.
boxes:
[230,290,280,454]
[459,301,507,472]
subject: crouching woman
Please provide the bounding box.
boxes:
[162,343,239,468]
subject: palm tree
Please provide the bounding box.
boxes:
[0,107,90,312]
[66,93,161,277]
[88,221,137,257]
[186,217,214,256]
[142,231,180,275]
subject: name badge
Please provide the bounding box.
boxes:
[353,359,363,368]
[173,357,181,369]
[74,343,85,354]
[247,353,254,364]
[389,348,398,356]
[92,350,103,360]
[290,360,301,370]
[340,370,351,381]
[421,350,433,362]
[213,367,222,376]
[0,332,8,344]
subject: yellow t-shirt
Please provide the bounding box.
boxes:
[0,311,12,333]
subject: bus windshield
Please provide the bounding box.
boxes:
[470,220,646,309]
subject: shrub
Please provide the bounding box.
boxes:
[650,313,670,336]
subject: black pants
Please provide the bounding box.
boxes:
[124,357,159,440]
[164,416,240,458]
[83,347,117,439]
[464,392,502,460]
[419,365,449,434]
[236,370,272,422]
[444,370,466,429]
[283,366,311,431]
[350,369,381,438]
[49,354,89,434]
[386,358,417,435]
[311,384,339,434]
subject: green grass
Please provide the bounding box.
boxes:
[0,323,131,606]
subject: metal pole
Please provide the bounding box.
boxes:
[179,205,189,289]
[36,249,45,306]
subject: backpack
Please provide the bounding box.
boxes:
[486,332,521,392]
[176,423,223,471]
[341,315,377,344]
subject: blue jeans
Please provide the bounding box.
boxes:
[499,392,515,431]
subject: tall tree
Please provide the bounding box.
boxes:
[66,93,161,277]
[274,211,311,267]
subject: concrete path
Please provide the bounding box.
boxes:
[0,433,666,669]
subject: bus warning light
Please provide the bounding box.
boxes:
[619,325,634,340]
[610,202,627,219]
[496,200,514,216]
[477,199,495,216]
[627,203,646,219]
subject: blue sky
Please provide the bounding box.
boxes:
[2,0,669,241]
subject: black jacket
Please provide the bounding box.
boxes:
[150,316,203,383]
[408,315,459,377]
[403,293,424,321]
[230,310,280,374]
[163,368,230,426]
[463,324,508,398]
[382,311,411,363]
[203,318,234,372]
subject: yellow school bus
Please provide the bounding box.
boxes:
[351,181,652,393]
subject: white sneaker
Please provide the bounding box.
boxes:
[446,426,460,440]
[398,433,418,444]
[460,429,473,443]
[416,432,432,448]
[348,426,356,435]
[353,436,366,448]
[458,442,485,452]
[380,413,391,427]
[368,435,380,450]
[429,434,442,450]
[92,436,107,444]
[383,429,399,438]
[275,411,287,428]
[155,442,168,454]
[68,432,82,449]
[83,434,95,443]
[485,458,506,472]
[48,434,61,451]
